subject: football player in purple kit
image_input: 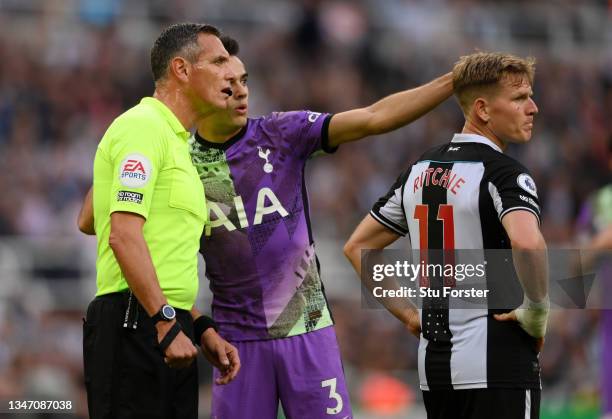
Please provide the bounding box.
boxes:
[192,36,453,418]
[78,35,453,418]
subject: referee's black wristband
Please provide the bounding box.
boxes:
[193,315,218,343]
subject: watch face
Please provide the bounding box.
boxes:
[162,305,176,320]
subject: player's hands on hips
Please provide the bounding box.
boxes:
[494,310,545,353]
[200,329,241,385]
[403,308,421,338]
[156,320,199,368]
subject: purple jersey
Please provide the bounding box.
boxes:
[190,111,335,341]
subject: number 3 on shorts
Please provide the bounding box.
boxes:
[321,377,343,415]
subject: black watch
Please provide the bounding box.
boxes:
[151,304,176,324]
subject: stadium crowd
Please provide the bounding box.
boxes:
[0,0,609,417]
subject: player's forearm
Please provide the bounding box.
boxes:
[328,73,453,146]
[511,234,549,303]
[77,186,95,235]
[367,72,453,135]
[109,224,167,317]
[345,216,416,323]
[503,212,549,302]
[344,241,416,326]
[582,225,612,271]
[343,216,395,276]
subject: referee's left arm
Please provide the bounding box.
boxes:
[77,186,95,235]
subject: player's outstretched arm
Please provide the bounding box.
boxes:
[344,215,420,337]
[77,186,95,235]
[495,210,549,345]
[190,307,241,385]
[328,72,453,148]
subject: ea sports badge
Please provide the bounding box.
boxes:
[517,173,537,198]
[119,154,152,188]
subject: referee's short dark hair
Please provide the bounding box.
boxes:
[151,23,221,82]
[220,35,240,56]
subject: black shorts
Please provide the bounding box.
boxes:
[423,388,540,419]
[83,292,198,419]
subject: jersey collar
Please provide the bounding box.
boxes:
[451,133,503,153]
[194,121,249,150]
[141,97,190,141]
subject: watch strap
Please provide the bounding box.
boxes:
[151,304,174,324]
[151,311,164,324]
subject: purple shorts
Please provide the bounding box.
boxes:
[212,326,352,419]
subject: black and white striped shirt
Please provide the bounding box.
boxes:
[371,133,542,391]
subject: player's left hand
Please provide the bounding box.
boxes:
[200,329,241,384]
[494,310,545,353]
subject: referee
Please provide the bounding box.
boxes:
[345,52,549,418]
[82,24,239,419]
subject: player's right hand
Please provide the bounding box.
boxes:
[157,321,199,369]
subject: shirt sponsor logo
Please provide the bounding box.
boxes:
[205,187,288,236]
[517,173,538,198]
[119,154,152,188]
[117,190,143,204]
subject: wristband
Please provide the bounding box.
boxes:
[193,315,218,343]
[515,295,550,338]
[158,321,182,355]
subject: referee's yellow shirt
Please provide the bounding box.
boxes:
[93,97,207,310]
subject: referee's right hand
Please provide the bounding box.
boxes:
[156,320,199,368]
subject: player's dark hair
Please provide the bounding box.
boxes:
[151,23,221,82]
[220,35,240,56]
